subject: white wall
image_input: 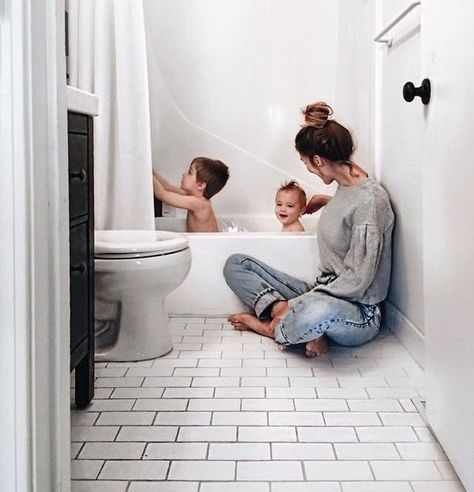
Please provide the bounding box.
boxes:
[143,0,341,216]
[376,0,425,364]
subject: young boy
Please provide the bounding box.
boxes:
[275,180,307,232]
[152,157,229,232]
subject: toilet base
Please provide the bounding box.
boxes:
[95,296,173,362]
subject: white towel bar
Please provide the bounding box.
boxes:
[374,1,421,47]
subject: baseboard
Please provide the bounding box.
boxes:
[383,300,425,368]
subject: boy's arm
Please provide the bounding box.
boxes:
[153,175,204,212]
[152,169,186,195]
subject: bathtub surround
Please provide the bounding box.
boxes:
[68,0,155,230]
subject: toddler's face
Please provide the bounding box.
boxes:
[275,190,305,227]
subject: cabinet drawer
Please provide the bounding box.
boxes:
[70,222,90,350]
[68,133,89,219]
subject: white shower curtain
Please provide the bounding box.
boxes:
[68,0,155,230]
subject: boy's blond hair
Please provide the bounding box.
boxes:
[193,157,230,199]
[277,180,307,209]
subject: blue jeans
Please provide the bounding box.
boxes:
[223,254,381,347]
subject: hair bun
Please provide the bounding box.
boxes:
[302,101,333,129]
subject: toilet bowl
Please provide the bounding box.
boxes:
[94,230,191,361]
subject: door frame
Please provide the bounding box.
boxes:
[0,0,70,489]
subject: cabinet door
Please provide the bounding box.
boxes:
[70,222,90,350]
[68,133,89,220]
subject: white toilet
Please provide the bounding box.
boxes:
[94,230,191,361]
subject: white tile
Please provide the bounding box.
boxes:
[334,443,400,460]
[168,460,235,480]
[71,442,83,459]
[341,482,411,491]
[272,443,334,460]
[87,399,135,411]
[414,426,437,442]
[71,481,128,492]
[128,482,199,492]
[179,351,222,359]
[107,360,153,368]
[316,388,368,399]
[396,443,447,460]
[143,376,192,387]
[366,388,418,399]
[125,367,174,377]
[266,388,316,399]
[96,367,127,377]
[371,460,442,480]
[435,460,459,479]
[294,399,348,411]
[162,387,214,398]
[177,426,236,442]
[410,481,465,492]
[386,376,425,388]
[79,442,145,460]
[290,377,339,388]
[116,426,178,442]
[71,426,119,442]
[173,367,220,377]
[192,377,240,387]
[237,460,303,480]
[187,398,240,411]
[243,359,286,367]
[223,351,265,359]
[324,412,381,426]
[92,388,114,399]
[267,368,313,377]
[71,411,99,426]
[304,461,373,480]
[242,399,293,411]
[272,484,340,492]
[110,387,164,399]
[221,368,266,377]
[208,443,270,460]
[269,412,324,426]
[241,377,289,387]
[379,412,426,426]
[200,483,269,492]
[172,343,203,351]
[95,377,144,387]
[347,399,402,412]
[198,359,242,367]
[338,377,388,388]
[216,388,265,398]
[399,398,418,412]
[133,398,188,411]
[239,426,296,442]
[143,442,207,460]
[152,359,198,368]
[95,411,154,426]
[298,427,357,443]
[356,426,418,442]
[99,460,168,480]
[155,411,211,425]
[212,411,267,426]
[71,460,103,479]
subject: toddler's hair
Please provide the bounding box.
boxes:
[192,157,230,199]
[277,180,307,209]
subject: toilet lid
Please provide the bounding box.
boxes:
[95,230,189,257]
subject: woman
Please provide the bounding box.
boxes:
[223,102,394,357]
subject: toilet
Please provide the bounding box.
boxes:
[94,230,191,361]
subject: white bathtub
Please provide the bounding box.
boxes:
[155,216,319,316]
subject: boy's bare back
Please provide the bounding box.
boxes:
[186,198,219,232]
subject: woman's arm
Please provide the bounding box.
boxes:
[305,194,332,214]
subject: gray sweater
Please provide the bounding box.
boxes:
[307,178,394,305]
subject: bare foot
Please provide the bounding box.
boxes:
[227,313,274,338]
[271,301,289,319]
[305,335,329,358]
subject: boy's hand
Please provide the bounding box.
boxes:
[305,194,332,214]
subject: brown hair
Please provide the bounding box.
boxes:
[276,180,307,209]
[192,157,230,199]
[295,101,355,166]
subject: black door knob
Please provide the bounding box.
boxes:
[403,78,431,105]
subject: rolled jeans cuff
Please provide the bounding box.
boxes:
[254,288,284,318]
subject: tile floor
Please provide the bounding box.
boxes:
[71,317,465,492]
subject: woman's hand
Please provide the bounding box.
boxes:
[305,194,332,214]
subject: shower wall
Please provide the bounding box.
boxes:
[142,0,344,216]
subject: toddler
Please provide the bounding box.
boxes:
[275,180,307,232]
[152,157,229,232]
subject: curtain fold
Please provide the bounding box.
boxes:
[68,0,155,231]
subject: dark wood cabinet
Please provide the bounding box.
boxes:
[68,112,95,408]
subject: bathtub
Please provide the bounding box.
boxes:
[155,215,319,316]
